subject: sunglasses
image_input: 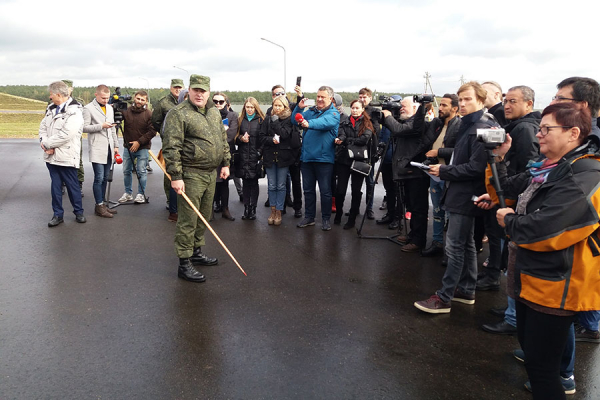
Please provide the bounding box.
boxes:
[213,99,225,105]
[273,92,285,97]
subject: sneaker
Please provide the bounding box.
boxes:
[453,289,475,305]
[297,218,315,228]
[575,324,600,343]
[414,295,451,314]
[321,219,331,231]
[134,194,146,203]
[118,193,133,203]
[513,349,525,363]
[524,376,576,395]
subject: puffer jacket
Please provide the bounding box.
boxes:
[39,98,84,168]
[235,116,263,179]
[162,99,230,181]
[500,143,600,311]
[261,109,298,168]
[336,116,373,166]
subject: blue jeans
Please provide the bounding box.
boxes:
[265,163,289,210]
[579,310,600,331]
[122,148,148,195]
[301,162,333,220]
[92,153,111,205]
[437,212,477,303]
[47,163,83,217]
[429,177,445,244]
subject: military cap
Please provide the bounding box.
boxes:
[61,79,74,88]
[189,75,210,91]
[171,78,184,88]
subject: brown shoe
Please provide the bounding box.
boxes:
[221,207,235,221]
[95,204,113,218]
[396,235,410,244]
[274,209,282,226]
[103,202,117,214]
[168,213,178,222]
[401,243,422,253]
[268,206,276,225]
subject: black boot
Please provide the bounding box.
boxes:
[178,258,206,282]
[343,214,356,230]
[334,210,343,225]
[248,206,257,220]
[241,205,249,220]
[190,247,218,266]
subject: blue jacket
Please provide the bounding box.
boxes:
[292,103,340,163]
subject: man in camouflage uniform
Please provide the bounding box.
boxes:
[162,74,231,282]
[152,78,185,221]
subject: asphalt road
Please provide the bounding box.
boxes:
[1,139,599,399]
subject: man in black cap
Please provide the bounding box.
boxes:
[162,74,231,283]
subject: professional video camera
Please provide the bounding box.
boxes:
[370,95,403,123]
[109,87,132,124]
[413,94,435,103]
[473,128,507,149]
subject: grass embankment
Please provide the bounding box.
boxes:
[0,92,47,138]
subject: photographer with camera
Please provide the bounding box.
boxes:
[413,94,462,258]
[382,96,429,252]
[83,84,120,219]
[117,90,156,204]
[414,81,499,313]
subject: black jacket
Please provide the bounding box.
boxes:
[335,116,373,166]
[440,109,499,216]
[235,116,263,179]
[383,114,427,180]
[503,111,541,177]
[261,113,299,168]
[413,105,462,165]
[488,102,507,127]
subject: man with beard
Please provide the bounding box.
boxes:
[382,97,429,252]
[414,94,462,257]
[118,91,157,204]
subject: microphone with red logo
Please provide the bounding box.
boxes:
[295,113,305,125]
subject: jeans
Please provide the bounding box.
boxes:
[579,310,600,331]
[122,148,148,195]
[265,163,289,210]
[47,163,83,217]
[437,212,477,303]
[92,152,111,205]
[429,177,445,244]
[365,167,375,211]
[169,187,178,214]
[483,206,505,280]
[506,295,517,327]
[516,301,574,400]
[301,162,333,220]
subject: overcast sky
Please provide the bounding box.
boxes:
[0,0,597,108]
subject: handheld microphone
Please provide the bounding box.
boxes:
[295,113,304,124]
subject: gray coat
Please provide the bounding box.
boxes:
[83,99,119,164]
[39,98,84,168]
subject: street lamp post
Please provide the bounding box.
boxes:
[261,38,286,91]
[139,77,150,102]
[173,66,190,83]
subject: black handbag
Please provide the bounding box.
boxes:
[350,160,372,176]
[256,159,266,179]
[347,143,368,160]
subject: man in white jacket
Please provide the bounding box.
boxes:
[39,81,85,227]
[83,84,120,218]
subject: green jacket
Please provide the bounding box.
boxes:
[151,93,179,135]
[162,99,230,180]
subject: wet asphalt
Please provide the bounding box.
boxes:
[1,139,599,399]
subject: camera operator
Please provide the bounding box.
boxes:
[382,97,429,252]
[413,94,462,258]
[414,81,499,314]
[358,88,380,220]
[117,91,157,204]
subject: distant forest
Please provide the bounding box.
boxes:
[0,85,416,107]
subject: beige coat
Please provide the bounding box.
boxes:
[39,98,83,168]
[83,99,119,164]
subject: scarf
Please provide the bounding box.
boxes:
[526,158,559,183]
[350,115,362,128]
[246,112,255,121]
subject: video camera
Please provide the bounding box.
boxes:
[109,87,132,124]
[413,94,435,103]
[473,128,507,149]
[370,95,403,123]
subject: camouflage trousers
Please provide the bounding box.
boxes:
[175,169,217,258]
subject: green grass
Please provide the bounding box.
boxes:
[0,92,46,111]
[0,93,46,138]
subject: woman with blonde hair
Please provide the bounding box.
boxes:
[235,97,265,220]
[261,95,300,225]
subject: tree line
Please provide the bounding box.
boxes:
[0,85,415,107]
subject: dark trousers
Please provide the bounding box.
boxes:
[381,163,399,219]
[214,180,230,208]
[242,178,259,207]
[516,301,574,400]
[482,206,505,279]
[289,163,302,211]
[335,163,365,217]
[403,177,430,247]
[47,163,83,217]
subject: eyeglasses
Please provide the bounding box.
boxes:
[502,98,520,106]
[551,96,577,102]
[213,99,225,105]
[273,92,285,97]
[538,125,572,136]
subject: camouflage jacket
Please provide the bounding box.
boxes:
[151,93,179,135]
[162,99,230,180]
